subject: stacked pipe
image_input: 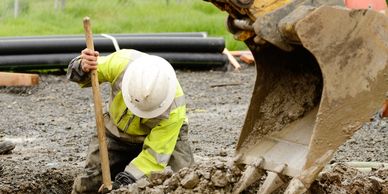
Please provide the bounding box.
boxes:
[0,32,228,71]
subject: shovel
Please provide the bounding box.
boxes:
[83,17,112,192]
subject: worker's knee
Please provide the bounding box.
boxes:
[178,124,189,141]
[169,140,194,172]
[167,124,194,171]
[72,169,101,194]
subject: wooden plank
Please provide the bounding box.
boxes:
[0,72,39,86]
[229,50,252,57]
[240,54,255,65]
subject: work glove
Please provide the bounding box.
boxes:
[99,171,136,193]
[113,171,136,189]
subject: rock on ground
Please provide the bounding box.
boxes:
[111,159,388,194]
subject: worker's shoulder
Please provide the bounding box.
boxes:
[114,49,145,59]
[101,49,143,67]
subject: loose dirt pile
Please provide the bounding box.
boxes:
[312,163,388,194]
[112,157,240,194]
[112,159,388,194]
[0,62,387,194]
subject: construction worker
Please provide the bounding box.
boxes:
[67,48,194,194]
[0,140,15,155]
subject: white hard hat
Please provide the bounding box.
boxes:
[121,55,177,118]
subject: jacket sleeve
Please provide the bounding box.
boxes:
[66,56,91,85]
[66,52,124,87]
[124,106,186,179]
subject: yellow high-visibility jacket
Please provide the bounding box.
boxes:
[67,49,187,179]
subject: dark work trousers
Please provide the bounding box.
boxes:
[71,125,194,194]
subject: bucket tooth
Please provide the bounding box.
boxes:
[232,158,264,194]
[257,164,287,194]
[257,172,285,194]
[284,150,334,194]
[283,178,307,194]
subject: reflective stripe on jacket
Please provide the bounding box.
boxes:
[67,49,187,179]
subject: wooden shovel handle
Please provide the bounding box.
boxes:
[83,17,112,191]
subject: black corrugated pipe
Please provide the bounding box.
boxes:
[0,37,225,55]
[0,52,228,71]
[0,32,208,40]
[154,53,227,69]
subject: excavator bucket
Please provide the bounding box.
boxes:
[206,0,388,193]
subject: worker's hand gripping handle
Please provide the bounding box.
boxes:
[83,17,113,192]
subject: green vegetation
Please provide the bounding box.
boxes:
[0,0,247,50]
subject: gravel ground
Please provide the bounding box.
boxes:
[0,62,387,193]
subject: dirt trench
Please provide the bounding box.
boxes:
[0,62,387,193]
